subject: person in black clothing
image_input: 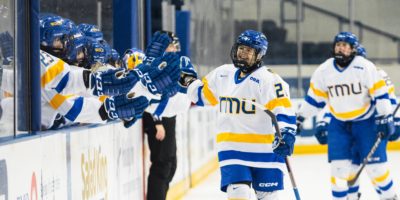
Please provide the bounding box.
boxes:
[143,31,182,200]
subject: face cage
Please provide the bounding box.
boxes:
[231,44,263,73]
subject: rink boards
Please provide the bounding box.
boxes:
[0,101,399,200]
[0,123,144,200]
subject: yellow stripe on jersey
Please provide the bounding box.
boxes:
[310,83,328,99]
[388,86,395,94]
[49,94,75,109]
[369,79,386,95]
[202,78,218,106]
[216,132,274,144]
[41,59,65,88]
[374,170,390,183]
[49,93,68,109]
[329,103,370,119]
[265,97,292,111]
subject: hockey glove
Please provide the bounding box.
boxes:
[389,117,400,141]
[143,31,172,66]
[272,128,296,157]
[122,115,143,128]
[90,68,139,96]
[375,115,395,139]
[296,115,305,135]
[315,121,328,144]
[139,52,181,95]
[0,31,14,65]
[100,93,149,121]
[178,56,198,93]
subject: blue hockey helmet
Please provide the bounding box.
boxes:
[230,29,268,74]
[332,31,359,67]
[356,44,367,58]
[109,49,122,67]
[39,14,69,49]
[63,18,77,30]
[333,31,359,48]
[123,48,145,70]
[63,28,87,65]
[77,23,104,41]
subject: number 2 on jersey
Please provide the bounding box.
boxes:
[275,83,284,98]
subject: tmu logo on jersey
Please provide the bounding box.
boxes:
[219,97,256,114]
[327,82,362,97]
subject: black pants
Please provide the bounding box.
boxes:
[143,112,177,200]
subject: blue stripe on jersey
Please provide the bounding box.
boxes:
[390,98,397,105]
[379,180,393,191]
[149,99,161,105]
[375,93,389,100]
[348,186,359,193]
[218,150,285,163]
[153,98,169,118]
[234,69,249,84]
[64,97,84,121]
[196,86,204,106]
[324,112,332,118]
[332,190,347,198]
[354,102,374,121]
[305,95,326,108]
[55,72,70,93]
[276,114,296,125]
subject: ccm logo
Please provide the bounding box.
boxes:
[259,182,278,187]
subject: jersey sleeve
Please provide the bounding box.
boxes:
[187,68,219,107]
[378,68,398,107]
[297,67,328,118]
[40,50,104,124]
[366,64,392,116]
[260,74,297,132]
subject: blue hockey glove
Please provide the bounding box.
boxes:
[143,31,172,66]
[375,115,395,139]
[91,68,139,96]
[315,121,328,144]
[178,56,198,93]
[389,117,400,141]
[0,31,14,65]
[138,52,181,95]
[296,115,305,135]
[102,94,149,120]
[272,128,296,157]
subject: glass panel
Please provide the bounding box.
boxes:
[0,0,15,138]
[40,0,113,43]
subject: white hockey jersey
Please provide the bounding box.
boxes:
[187,64,296,172]
[40,50,104,128]
[298,56,392,121]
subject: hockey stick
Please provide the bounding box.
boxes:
[243,99,301,200]
[348,103,400,186]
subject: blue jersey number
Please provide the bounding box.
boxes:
[40,52,55,67]
[275,83,284,98]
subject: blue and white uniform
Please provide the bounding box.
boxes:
[298,55,397,200]
[40,50,104,129]
[187,64,296,192]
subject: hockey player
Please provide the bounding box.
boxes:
[313,44,400,199]
[181,30,297,200]
[297,32,398,200]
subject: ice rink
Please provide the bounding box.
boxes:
[183,151,400,200]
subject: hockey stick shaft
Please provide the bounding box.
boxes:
[348,103,400,186]
[243,99,301,200]
[347,132,383,186]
